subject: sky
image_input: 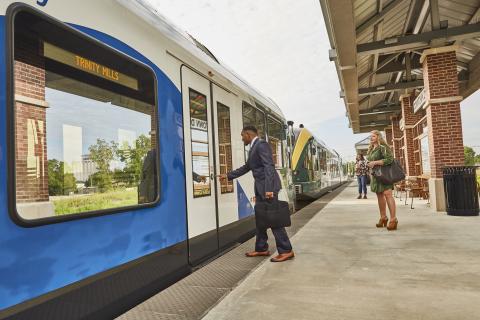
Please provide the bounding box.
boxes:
[145,0,479,160]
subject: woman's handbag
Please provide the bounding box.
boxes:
[254,199,291,230]
[372,159,405,184]
[365,174,371,185]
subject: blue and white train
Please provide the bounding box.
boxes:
[0,1,344,319]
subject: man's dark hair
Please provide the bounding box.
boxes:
[242,125,258,134]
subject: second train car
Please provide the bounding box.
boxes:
[290,124,345,201]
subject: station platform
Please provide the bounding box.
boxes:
[203,182,480,320]
[119,182,480,320]
[117,183,347,320]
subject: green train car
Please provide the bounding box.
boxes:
[290,125,346,201]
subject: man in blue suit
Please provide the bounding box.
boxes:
[219,126,294,262]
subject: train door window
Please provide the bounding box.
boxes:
[10,9,159,223]
[267,117,285,168]
[242,101,265,160]
[313,146,319,171]
[189,89,211,198]
[320,148,327,171]
[217,103,234,194]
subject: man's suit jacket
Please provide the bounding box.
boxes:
[227,139,282,199]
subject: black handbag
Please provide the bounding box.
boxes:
[254,199,291,230]
[372,159,405,184]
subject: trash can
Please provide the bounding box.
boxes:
[443,166,479,216]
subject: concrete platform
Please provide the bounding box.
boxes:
[203,182,480,320]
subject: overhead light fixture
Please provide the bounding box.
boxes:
[385,37,398,44]
[329,49,337,61]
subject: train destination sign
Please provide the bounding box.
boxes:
[43,42,139,90]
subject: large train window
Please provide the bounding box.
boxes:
[267,117,285,168]
[10,8,159,223]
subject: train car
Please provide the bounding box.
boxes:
[290,125,345,201]
[0,1,294,318]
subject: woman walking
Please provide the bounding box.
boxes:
[367,130,398,231]
[355,154,368,199]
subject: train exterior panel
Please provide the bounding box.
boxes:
[0,1,292,318]
[290,127,345,201]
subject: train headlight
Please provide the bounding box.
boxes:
[293,170,298,176]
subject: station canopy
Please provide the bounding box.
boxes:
[320,0,480,133]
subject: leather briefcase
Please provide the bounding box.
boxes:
[254,199,291,230]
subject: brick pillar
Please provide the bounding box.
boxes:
[421,46,465,211]
[391,116,402,160]
[14,38,53,218]
[385,126,393,150]
[400,94,425,177]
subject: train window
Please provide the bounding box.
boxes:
[242,102,265,161]
[242,102,265,138]
[313,146,319,171]
[189,89,211,198]
[267,117,285,168]
[319,148,327,171]
[217,103,234,194]
[11,9,159,222]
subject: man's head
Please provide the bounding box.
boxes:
[241,126,258,145]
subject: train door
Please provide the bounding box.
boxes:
[211,85,239,249]
[181,67,218,265]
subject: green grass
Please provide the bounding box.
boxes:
[477,169,480,186]
[53,188,138,215]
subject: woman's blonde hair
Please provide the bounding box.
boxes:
[367,130,388,154]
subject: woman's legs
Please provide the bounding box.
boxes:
[357,176,362,197]
[361,175,368,195]
[384,189,397,221]
[376,192,387,218]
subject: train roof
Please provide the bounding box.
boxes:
[117,0,285,119]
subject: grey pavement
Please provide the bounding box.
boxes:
[203,182,480,320]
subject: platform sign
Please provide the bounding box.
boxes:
[413,89,426,113]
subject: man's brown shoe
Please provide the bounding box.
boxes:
[245,250,270,257]
[270,251,295,262]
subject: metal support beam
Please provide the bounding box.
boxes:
[359,80,424,96]
[358,53,400,83]
[356,0,404,35]
[357,23,480,56]
[359,105,401,116]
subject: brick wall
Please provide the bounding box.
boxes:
[423,51,459,101]
[400,95,422,176]
[422,50,465,178]
[14,38,49,203]
[391,116,402,160]
[385,126,393,149]
[426,102,464,178]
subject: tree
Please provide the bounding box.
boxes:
[116,135,151,186]
[464,146,476,166]
[88,139,117,192]
[48,159,77,196]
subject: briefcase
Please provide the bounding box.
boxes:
[254,199,291,230]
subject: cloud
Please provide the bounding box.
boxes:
[144,0,479,159]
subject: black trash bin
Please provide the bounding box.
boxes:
[443,166,479,216]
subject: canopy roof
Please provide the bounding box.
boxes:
[320,0,480,133]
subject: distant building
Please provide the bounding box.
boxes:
[354,136,369,155]
[76,154,98,183]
